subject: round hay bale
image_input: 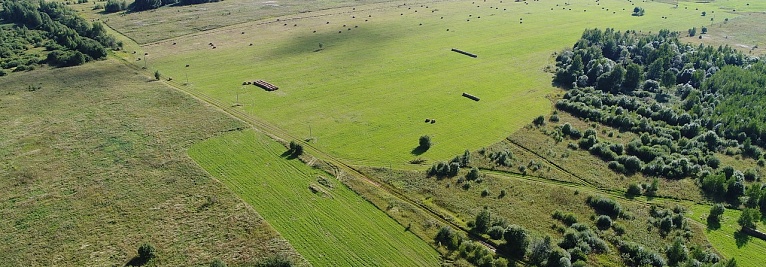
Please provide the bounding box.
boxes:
[431,120,436,124]
[425,119,431,123]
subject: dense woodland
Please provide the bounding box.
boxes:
[552,28,766,207]
[0,0,119,69]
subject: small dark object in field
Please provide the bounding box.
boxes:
[401,13,403,15]
[294,24,297,26]
[277,18,280,21]
[313,30,316,33]
[451,48,477,58]
[431,120,436,124]
[369,15,371,17]
[348,28,351,30]
[172,42,176,45]
[241,32,245,34]
[327,21,330,24]
[477,16,480,18]
[355,25,358,28]
[365,19,368,22]
[212,46,216,49]
[447,29,449,31]
[467,19,470,21]
[520,21,523,24]
[462,92,480,101]
[249,43,253,46]
[419,23,422,25]
[441,16,443,19]
[339,31,342,33]
[209,42,213,46]
[425,119,431,123]
[352,16,355,18]
[133,51,136,54]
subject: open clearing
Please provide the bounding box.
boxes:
[688,205,766,267]
[0,59,304,266]
[136,0,722,167]
[188,129,441,266]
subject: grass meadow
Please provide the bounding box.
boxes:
[688,204,766,267]
[0,59,305,266]
[135,0,726,168]
[188,130,441,266]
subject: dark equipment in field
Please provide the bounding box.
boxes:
[462,92,480,101]
[451,48,477,58]
[254,80,279,91]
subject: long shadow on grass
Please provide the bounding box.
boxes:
[281,150,299,160]
[411,146,428,156]
[735,230,751,248]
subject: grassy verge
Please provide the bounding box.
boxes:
[688,205,766,267]
[0,59,304,266]
[188,129,441,266]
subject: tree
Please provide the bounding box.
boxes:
[737,208,761,229]
[419,135,432,149]
[688,27,697,37]
[708,204,725,224]
[665,237,688,266]
[154,70,161,80]
[632,7,645,16]
[533,115,545,126]
[623,63,642,91]
[104,0,127,12]
[595,215,612,230]
[627,183,642,197]
[503,224,530,259]
[528,236,552,266]
[474,208,491,234]
[701,26,708,34]
[133,0,161,11]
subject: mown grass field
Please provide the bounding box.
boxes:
[688,205,766,267]
[188,130,441,266]
[0,59,305,266]
[130,0,728,168]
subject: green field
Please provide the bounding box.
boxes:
[688,205,766,267]
[188,130,441,266]
[135,0,727,168]
[0,59,304,266]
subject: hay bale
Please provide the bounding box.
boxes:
[462,92,480,101]
[431,120,436,124]
[425,119,431,123]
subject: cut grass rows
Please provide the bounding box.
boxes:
[188,129,441,267]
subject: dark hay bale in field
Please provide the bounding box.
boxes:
[469,14,472,17]
[467,19,470,21]
[209,42,213,46]
[462,92,480,101]
[365,19,368,22]
[212,46,216,49]
[283,23,287,26]
[419,23,422,25]
[133,51,136,54]
[167,77,172,81]
[339,31,342,33]
[313,30,316,33]
[354,25,358,28]
[447,29,449,31]
[352,16,355,18]
[249,43,253,46]
[277,18,280,21]
[327,21,330,24]
[243,81,248,85]
[369,15,371,17]
[348,28,351,30]
[441,16,443,19]
[425,119,431,123]
[401,13,404,15]
[294,24,297,26]
[343,24,346,27]
[477,16,480,18]
[241,32,245,34]
[431,120,436,124]
[172,42,176,45]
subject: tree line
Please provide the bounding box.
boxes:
[0,0,121,67]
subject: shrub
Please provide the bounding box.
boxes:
[738,208,761,229]
[288,141,303,156]
[586,196,622,217]
[481,188,490,197]
[533,115,545,126]
[707,204,725,225]
[210,258,226,267]
[467,167,480,181]
[499,189,507,198]
[474,208,491,233]
[627,183,642,197]
[154,70,161,80]
[255,255,293,267]
[595,215,612,230]
[419,135,432,149]
[552,210,578,226]
[488,225,505,240]
[138,243,157,261]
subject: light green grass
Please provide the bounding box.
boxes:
[688,205,766,266]
[0,59,304,266]
[144,0,725,168]
[188,130,441,267]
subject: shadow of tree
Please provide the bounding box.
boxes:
[706,216,721,230]
[125,256,148,267]
[735,229,751,248]
[411,146,428,155]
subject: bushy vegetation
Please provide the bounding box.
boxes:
[132,0,221,11]
[0,0,120,68]
[552,28,765,207]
